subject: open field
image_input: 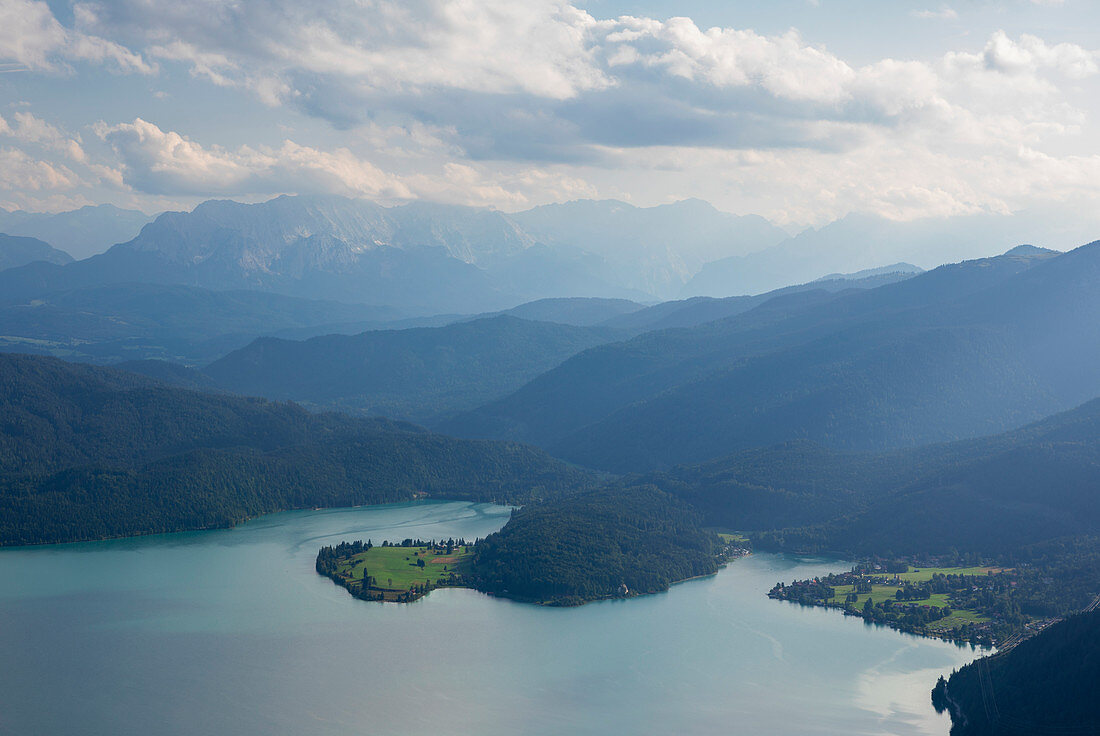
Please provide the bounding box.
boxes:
[821,565,998,631]
[892,566,1010,583]
[331,544,475,601]
[716,532,749,544]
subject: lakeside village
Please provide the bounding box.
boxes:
[768,560,1069,649]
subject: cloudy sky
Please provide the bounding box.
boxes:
[2,0,1100,229]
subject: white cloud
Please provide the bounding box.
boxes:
[94,117,413,199]
[4,1,1100,227]
[0,0,153,74]
[91,117,600,209]
[0,147,79,191]
[912,7,958,20]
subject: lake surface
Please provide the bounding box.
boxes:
[0,501,981,736]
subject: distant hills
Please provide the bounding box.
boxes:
[603,266,921,332]
[0,283,403,364]
[195,269,923,424]
[0,234,72,271]
[681,211,1073,297]
[445,243,1100,472]
[0,204,152,260]
[204,315,626,424]
[2,197,1089,320]
[0,196,789,314]
[0,353,592,546]
[509,198,789,298]
[650,393,1100,555]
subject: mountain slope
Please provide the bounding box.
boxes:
[681,211,1064,297]
[935,612,1100,736]
[0,196,524,314]
[0,196,794,313]
[446,243,1089,471]
[603,267,920,333]
[653,395,1100,555]
[511,198,789,299]
[0,283,403,364]
[204,315,625,424]
[0,353,592,546]
[0,234,72,271]
[0,204,152,260]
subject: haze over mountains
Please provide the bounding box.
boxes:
[2,195,1076,320]
[0,205,153,260]
[446,242,1100,471]
[0,234,72,271]
[682,210,1096,297]
[204,316,625,424]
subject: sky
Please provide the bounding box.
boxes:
[2,0,1100,231]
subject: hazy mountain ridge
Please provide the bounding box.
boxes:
[0,283,404,364]
[0,234,73,271]
[204,315,628,424]
[510,198,790,298]
[0,196,791,313]
[0,204,153,260]
[652,394,1100,554]
[682,211,1068,297]
[603,268,921,332]
[445,243,1087,470]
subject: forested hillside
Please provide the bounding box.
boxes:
[471,484,726,605]
[640,396,1100,556]
[204,316,625,424]
[934,612,1100,735]
[0,354,593,545]
[448,244,1099,472]
[0,283,403,364]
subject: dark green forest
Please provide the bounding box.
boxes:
[631,396,1100,558]
[934,611,1100,735]
[470,484,728,605]
[0,353,593,546]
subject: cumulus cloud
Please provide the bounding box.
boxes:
[0,0,153,73]
[94,118,413,198]
[90,117,600,209]
[5,0,1100,225]
[0,111,88,162]
[0,147,79,191]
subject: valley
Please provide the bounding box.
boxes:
[8,3,1100,732]
[2,196,1099,735]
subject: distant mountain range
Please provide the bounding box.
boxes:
[0,234,72,271]
[0,196,799,313]
[164,269,914,424]
[682,212,1072,297]
[0,283,403,364]
[4,196,1077,318]
[444,242,1100,472]
[509,198,790,298]
[0,204,152,260]
[204,315,626,424]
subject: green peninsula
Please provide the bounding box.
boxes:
[317,484,743,606]
[317,539,474,602]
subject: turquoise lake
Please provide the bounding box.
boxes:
[0,501,982,735]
